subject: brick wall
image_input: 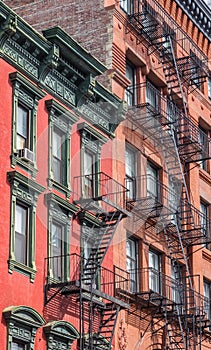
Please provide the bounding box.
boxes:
[5,0,114,68]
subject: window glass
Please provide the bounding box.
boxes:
[199,126,208,171]
[149,250,160,293]
[204,280,211,320]
[11,341,26,350]
[52,129,63,183]
[17,105,29,150]
[51,222,64,280]
[126,62,136,106]
[84,149,95,198]
[126,237,138,292]
[120,0,133,14]
[15,203,28,265]
[147,162,159,199]
[126,145,137,199]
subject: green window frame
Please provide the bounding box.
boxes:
[46,99,78,198]
[44,320,79,349]
[9,72,45,177]
[3,306,45,350]
[7,171,44,282]
[78,123,107,199]
[45,193,78,283]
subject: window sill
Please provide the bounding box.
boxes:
[48,178,71,199]
[8,259,36,283]
[11,154,38,178]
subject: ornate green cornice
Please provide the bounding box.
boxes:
[7,171,45,194]
[45,192,79,215]
[42,26,107,77]
[0,2,125,137]
[3,305,45,327]
[45,99,79,124]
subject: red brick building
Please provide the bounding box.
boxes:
[2,0,211,349]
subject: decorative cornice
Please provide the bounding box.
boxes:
[175,0,211,41]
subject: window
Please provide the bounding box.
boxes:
[46,193,77,282]
[126,236,138,293]
[10,72,45,175]
[208,76,211,99]
[44,320,79,350]
[190,52,203,90]
[149,249,161,293]
[200,200,210,247]
[51,222,65,280]
[171,263,184,304]
[7,171,44,282]
[146,80,160,111]
[15,203,29,265]
[125,61,136,106]
[204,280,211,320]
[199,126,209,171]
[46,99,78,198]
[78,123,106,200]
[16,105,30,150]
[125,144,137,200]
[120,0,134,14]
[84,148,96,198]
[3,306,45,350]
[11,341,26,350]
[162,23,175,54]
[147,161,159,200]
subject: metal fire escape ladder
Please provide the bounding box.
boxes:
[82,211,123,285]
[80,210,124,350]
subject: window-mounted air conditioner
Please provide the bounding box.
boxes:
[18,148,34,163]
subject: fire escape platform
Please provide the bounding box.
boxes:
[74,196,129,218]
[46,280,130,310]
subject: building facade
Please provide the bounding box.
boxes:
[1,0,211,349]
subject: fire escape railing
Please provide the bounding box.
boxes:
[45,253,129,301]
[126,81,211,162]
[126,0,208,74]
[73,171,128,213]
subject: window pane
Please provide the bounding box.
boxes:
[53,130,62,159]
[149,250,160,293]
[147,162,158,198]
[126,238,138,292]
[84,150,95,197]
[126,146,136,199]
[52,222,64,280]
[11,341,25,350]
[15,204,27,265]
[126,62,135,106]
[53,158,61,183]
[52,129,63,183]
[17,105,28,149]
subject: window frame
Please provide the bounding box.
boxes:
[148,249,161,294]
[204,279,211,321]
[78,123,107,200]
[125,60,136,107]
[9,72,45,177]
[200,199,210,249]
[199,125,209,172]
[120,0,134,15]
[126,235,139,293]
[3,306,45,350]
[45,192,78,283]
[44,320,79,350]
[46,99,78,199]
[125,143,137,200]
[7,171,44,282]
[146,161,160,201]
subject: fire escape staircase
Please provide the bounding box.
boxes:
[74,172,129,350]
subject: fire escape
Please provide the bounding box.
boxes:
[45,172,130,350]
[118,0,211,348]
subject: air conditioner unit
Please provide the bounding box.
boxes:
[18,148,34,163]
